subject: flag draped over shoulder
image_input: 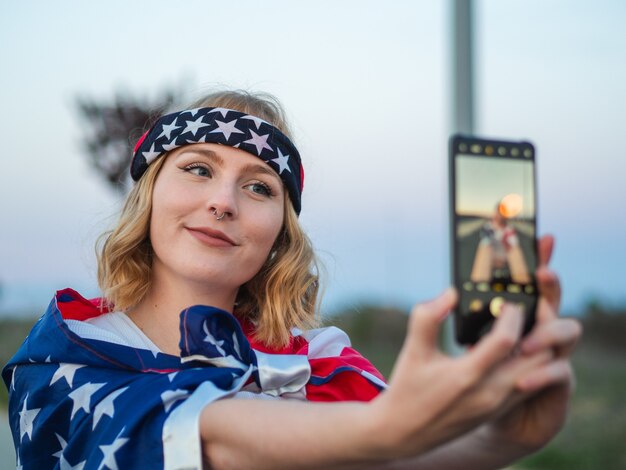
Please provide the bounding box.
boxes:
[2,289,386,470]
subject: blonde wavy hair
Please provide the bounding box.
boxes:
[98,90,321,348]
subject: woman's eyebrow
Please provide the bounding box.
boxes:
[176,148,281,185]
[176,148,225,166]
[241,163,282,184]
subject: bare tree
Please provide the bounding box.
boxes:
[75,87,183,193]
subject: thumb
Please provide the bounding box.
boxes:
[408,288,457,357]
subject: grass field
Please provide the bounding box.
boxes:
[516,343,626,469]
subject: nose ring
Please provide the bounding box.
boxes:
[212,208,226,221]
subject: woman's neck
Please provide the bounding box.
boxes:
[126,270,238,356]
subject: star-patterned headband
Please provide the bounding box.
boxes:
[131,106,304,214]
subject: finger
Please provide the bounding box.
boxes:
[492,348,554,385]
[408,288,457,358]
[534,294,559,329]
[537,234,555,268]
[521,318,582,357]
[516,359,574,393]
[467,303,525,372]
[536,267,562,314]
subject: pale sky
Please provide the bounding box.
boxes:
[1,0,625,315]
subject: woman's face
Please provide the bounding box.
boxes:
[149,143,285,293]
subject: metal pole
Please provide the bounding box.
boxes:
[452,0,475,135]
[444,0,475,355]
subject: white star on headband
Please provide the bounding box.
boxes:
[182,116,210,136]
[157,120,181,140]
[240,115,268,130]
[180,108,202,118]
[243,130,273,155]
[210,119,245,141]
[270,148,291,174]
[206,107,231,118]
[186,134,208,144]
[142,143,161,163]
[162,141,180,151]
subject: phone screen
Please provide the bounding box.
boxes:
[450,136,538,344]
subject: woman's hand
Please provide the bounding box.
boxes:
[481,235,582,454]
[199,236,580,470]
[365,284,556,461]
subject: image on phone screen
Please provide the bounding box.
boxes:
[450,136,538,344]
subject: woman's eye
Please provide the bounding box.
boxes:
[184,164,211,177]
[246,182,273,197]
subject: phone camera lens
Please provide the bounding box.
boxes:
[498,146,507,156]
[489,297,505,317]
[523,148,533,158]
[511,148,520,157]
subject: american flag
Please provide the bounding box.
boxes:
[2,289,386,469]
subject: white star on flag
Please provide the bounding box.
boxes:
[243,130,273,155]
[98,430,129,470]
[53,433,68,459]
[50,363,86,388]
[203,321,226,356]
[93,387,129,430]
[142,143,161,163]
[182,116,210,136]
[270,148,291,174]
[60,455,86,470]
[160,389,190,413]
[19,394,41,442]
[206,107,231,118]
[68,382,106,420]
[157,119,181,140]
[10,365,17,391]
[210,119,245,141]
[53,433,86,470]
[167,371,179,382]
[17,453,23,470]
[240,114,268,130]
[232,331,242,359]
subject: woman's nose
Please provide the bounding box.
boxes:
[206,181,238,221]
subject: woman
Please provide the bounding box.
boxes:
[3,90,580,469]
[470,202,531,284]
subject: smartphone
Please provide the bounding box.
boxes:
[449,135,538,345]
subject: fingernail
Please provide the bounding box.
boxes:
[444,287,458,303]
[440,288,458,321]
[437,308,451,323]
[502,303,523,317]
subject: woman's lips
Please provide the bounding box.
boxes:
[185,227,237,247]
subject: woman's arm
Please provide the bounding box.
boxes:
[201,237,580,470]
[200,290,553,469]
[201,398,376,469]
